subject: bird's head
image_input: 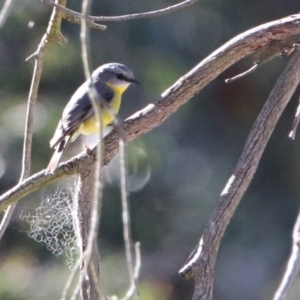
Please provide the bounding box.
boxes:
[95,63,140,93]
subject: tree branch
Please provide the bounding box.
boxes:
[289,96,300,139]
[1,13,300,212]
[273,208,300,300]
[179,46,300,300]
[0,0,68,240]
[119,138,140,299]
[42,0,199,23]
[43,0,106,31]
[0,0,15,28]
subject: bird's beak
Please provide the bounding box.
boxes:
[128,78,141,84]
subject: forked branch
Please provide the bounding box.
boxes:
[0,14,300,214]
[179,46,300,300]
[43,0,200,23]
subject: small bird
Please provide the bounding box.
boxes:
[46,63,140,173]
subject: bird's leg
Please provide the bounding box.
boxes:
[81,135,93,155]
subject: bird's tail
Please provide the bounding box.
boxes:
[45,149,64,174]
[45,136,71,174]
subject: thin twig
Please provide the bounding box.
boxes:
[119,138,139,300]
[79,0,103,294]
[90,262,106,299]
[0,0,67,240]
[133,242,141,280]
[61,254,81,300]
[225,64,258,83]
[273,209,300,300]
[108,107,140,299]
[179,47,300,300]
[1,13,300,212]
[43,0,199,22]
[0,0,15,28]
[67,0,103,299]
[120,242,142,300]
[289,95,300,139]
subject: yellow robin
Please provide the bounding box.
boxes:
[46,63,139,173]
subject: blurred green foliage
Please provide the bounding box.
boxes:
[0,0,300,299]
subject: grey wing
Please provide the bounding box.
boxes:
[64,80,114,132]
[63,94,94,135]
[49,83,91,148]
[50,80,114,148]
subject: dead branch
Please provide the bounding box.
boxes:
[43,0,199,23]
[0,0,15,28]
[0,0,68,240]
[179,46,300,300]
[273,208,300,300]
[0,13,300,214]
[118,139,139,299]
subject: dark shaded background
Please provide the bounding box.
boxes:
[0,0,300,299]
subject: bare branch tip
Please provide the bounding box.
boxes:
[178,264,194,280]
[225,64,258,83]
[25,52,38,62]
[89,22,107,31]
[57,32,68,45]
[288,131,296,140]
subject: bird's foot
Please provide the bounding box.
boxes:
[83,144,93,156]
[81,136,92,155]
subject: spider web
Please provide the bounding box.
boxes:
[20,186,79,270]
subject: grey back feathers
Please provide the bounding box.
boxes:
[50,63,136,149]
[46,63,138,173]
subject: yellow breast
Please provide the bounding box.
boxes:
[78,92,122,136]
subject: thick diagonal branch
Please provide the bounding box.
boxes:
[179,47,300,300]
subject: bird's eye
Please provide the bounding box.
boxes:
[117,73,124,80]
